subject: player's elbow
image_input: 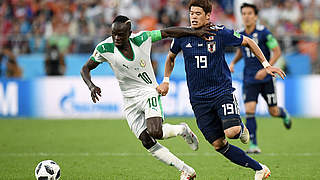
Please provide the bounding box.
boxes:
[241,36,255,48]
[80,65,88,76]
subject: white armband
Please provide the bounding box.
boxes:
[163,77,170,83]
[262,61,271,68]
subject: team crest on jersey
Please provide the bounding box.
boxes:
[140,59,146,67]
[207,41,216,53]
[208,36,214,41]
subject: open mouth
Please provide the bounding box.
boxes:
[191,21,198,25]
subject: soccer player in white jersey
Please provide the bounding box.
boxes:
[81,15,214,180]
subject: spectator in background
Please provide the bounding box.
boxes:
[47,14,71,54]
[158,0,181,27]
[299,9,320,73]
[0,45,22,78]
[28,14,47,53]
[300,10,320,39]
[45,44,65,76]
[69,8,95,53]
[259,1,280,30]
[7,19,30,55]
[279,0,301,24]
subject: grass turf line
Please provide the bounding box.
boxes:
[0,117,319,180]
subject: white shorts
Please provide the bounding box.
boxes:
[123,91,164,138]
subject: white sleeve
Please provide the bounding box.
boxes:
[89,47,106,63]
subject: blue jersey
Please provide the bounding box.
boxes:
[239,25,279,84]
[170,25,243,102]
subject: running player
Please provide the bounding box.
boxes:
[80,15,213,179]
[157,0,286,179]
[229,3,292,154]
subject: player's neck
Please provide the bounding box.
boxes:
[245,24,256,34]
[116,41,131,50]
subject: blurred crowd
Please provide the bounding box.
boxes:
[0,0,320,76]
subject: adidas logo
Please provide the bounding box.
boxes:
[186,43,192,48]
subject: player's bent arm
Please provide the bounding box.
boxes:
[268,45,281,66]
[156,51,177,96]
[81,59,102,103]
[80,59,100,89]
[241,36,267,65]
[164,51,177,78]
[229,48,242,73]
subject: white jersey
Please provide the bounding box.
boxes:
[90,30,162,97]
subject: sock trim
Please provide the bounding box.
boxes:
[216,142,230,154]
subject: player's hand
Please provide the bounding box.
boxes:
[229,62,235,73]
[89,85,101,103]
[255,69,267,80]
[193,24,216,41]
[156,82,169,96]
[265,66,286,80]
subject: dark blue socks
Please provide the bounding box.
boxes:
[278,107,287,118]
[217,142,262,171]
[246,114,257,145]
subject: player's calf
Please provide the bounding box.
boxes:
[139,130,157,149]
[147,117,164,139]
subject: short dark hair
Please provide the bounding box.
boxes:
[240,3,259,15]
[112,15,131,30]
[113,15,130,23]
[188,0,212,14]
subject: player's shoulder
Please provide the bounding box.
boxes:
[95,36,114,54]
[237,27,245,34]
[210,24,226,33]
[130,31,151,47]
[256,24,270,33]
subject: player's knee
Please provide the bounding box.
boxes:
[212,138,227,150]
[139,130,156,149]
[224,126,241,139]
[148,129,163,139]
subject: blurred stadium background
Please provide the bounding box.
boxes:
[0,0,319,118]
[0,0,320,179]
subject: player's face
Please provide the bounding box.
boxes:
[241,7,257,27]
[111,23,131,47]
[189,6,210,29]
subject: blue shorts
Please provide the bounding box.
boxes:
[243,79,277,107]
[191,93,242,144]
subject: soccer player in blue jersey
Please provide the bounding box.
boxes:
[81,15,217,180]
[229,3,292,154]
[157,0,286,179]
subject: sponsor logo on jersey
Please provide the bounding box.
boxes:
[140,59,146,67]
[207,41,216,53]
[186,43,192,48]
[198,43,203,47]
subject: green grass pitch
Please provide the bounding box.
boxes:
[0,117,319,180]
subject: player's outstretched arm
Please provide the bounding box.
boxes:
[80,59,102,103]
[241,36,286,79]
[229,48,243,73]
[156,51,177,96]
[255,41,282,80]
[160,27,215,41]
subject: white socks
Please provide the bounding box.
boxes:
[148,142,194,174]
[162,123,185,139]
